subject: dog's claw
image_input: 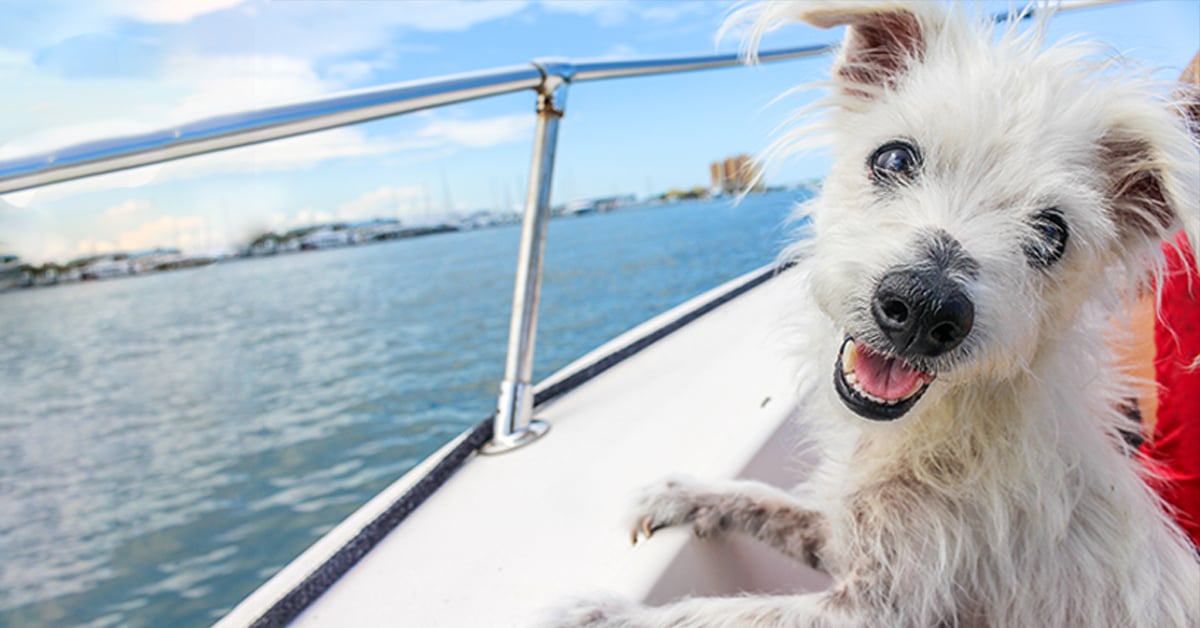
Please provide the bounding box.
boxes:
[628,475,709,546]
[630,516,655,545]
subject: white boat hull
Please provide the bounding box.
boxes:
[220,266,831,627]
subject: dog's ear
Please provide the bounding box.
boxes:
[1179,52,1200,138]
[1176,52,1200,256]
[1098,125,1198,261]
[799,2,936,100]
[1100,53,1200,259]
[725,1,940,100]
[1099,132,1181,242]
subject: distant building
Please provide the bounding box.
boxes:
[77,255,133,280]
[559,194,636,216]
[248,234,282,256]
[351,218,406,242]
[298,225,353,250]
[709,154,763,195]
[1,255,24,290]
[459,210,502,229]
[128,248,183,273]
[29,265,61,286]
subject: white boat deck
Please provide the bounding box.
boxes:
[220,269,831,627]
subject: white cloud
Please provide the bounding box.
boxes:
[0,48,32,71]
[163,53,332,120]
[160,1,530,61]
[372,1,530,32]
[1,189,37,209]
[0,11,540,242]
[0,5,117,52]
[0,161,163,209]
[636,3,714,23]
[0,0,543,207]
[38,236,72,263]
[76,237,116,256]
[102,199,151,220]
[0,52,335,159]
[416,114,534,148]
[1,1,528,62]
[540,0,631,26]
[335,185,428,222]
[324,60,377,85]
[600,43,639,59]
[293,208,334,227]
[106,0,245,24]
[114,215,206,252]
[69,215,213,258]
[0,50,419,204]
[276,1,529,34]
[539,0,709,26]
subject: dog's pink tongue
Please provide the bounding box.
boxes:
[853,341,925,400]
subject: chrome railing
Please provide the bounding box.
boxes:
[0,0,1125,453]
[0,46,826,196]
[0,44,829,454]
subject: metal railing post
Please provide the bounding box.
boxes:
[481,75,568,454]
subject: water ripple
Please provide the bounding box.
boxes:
[0,193,802,626]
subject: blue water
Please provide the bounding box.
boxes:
[0,192,802,627]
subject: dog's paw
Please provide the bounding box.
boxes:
[535,593,641,628]
[628,475,726,544]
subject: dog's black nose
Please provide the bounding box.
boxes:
[872,269,974,357]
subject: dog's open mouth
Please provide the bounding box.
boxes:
[833,336,935,421]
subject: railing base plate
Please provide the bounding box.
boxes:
[480,419,550,455]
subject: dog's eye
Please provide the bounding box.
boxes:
[1024,208,1069,267]
[869,141,921,184]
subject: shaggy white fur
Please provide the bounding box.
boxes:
[544,2,1200,626]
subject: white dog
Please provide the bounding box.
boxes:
[546,1,1200,626]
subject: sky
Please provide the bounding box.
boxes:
[0,0,1196,264]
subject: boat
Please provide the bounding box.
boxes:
[0,1,1147,625]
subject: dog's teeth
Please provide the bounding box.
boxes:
[842,341,858,373]
[845,366,924,406]
[846,373,866,397]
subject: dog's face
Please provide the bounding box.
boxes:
[783,2,1197,422]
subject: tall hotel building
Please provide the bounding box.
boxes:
[709,154,762,194]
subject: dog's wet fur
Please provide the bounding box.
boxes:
[545,2,1200,626]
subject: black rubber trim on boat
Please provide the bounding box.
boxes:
[249,263,785,627]
[248,416,494,628]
